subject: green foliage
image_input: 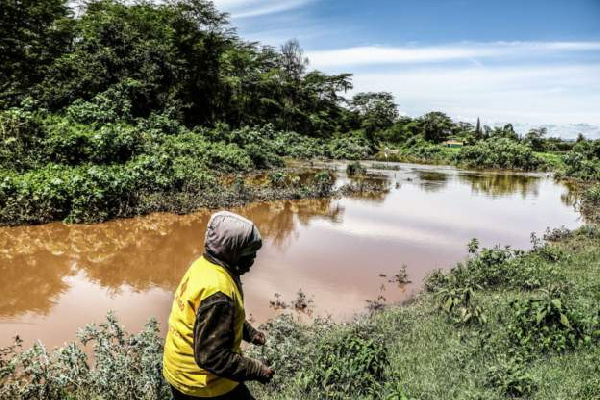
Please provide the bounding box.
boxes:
[326,134,372,160]
[346,161,367,176]
[561,140,600,181]
[579,184,600,223]
[486,355,537,398]
[299,325,388,399]
[425,244,563,293]
[350,92,398,138]
[0,313,169,400]
[507,286,598,353]
[455,137,547,171]
[0,107,47,171]
[435,285,487,325]
[417,111,454,143]
[0,0,74,108]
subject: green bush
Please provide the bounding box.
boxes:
[326,134,371,160]
[0,108,47,171]
[579,184,600,223]
[298,324,388,399]
[455,138,546,171]
[507,286,597,353]
[0,313,168,400]
[424,244,563,293]
[561,140,600,181]
[346,161,366,176]
[486,355,537,398]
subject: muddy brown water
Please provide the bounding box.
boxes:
[0,162,584,348]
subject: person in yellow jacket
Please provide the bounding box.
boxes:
[163,211,274,399]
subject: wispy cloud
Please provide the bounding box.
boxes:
[349,64,600,126]
[307,41,600,68]
[212,0,315,19]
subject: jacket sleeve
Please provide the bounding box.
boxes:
[193,292,267,382]
[243,321,259,343]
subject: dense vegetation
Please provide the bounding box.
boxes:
[1,225,598,399]
[1,0,599,226]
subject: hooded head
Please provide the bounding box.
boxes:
[203,211,262,275]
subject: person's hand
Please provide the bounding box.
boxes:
[258,365,275,384]
[252,331,266,346]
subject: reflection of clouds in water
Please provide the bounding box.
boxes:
[0,198,342,317]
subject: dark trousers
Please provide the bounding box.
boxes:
[170,383,255,400]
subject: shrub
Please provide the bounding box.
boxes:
[298,324,388,399]
[326,135,371,160]
[346,161,366,176]
[561,140,600,181]
[507,286,597,353]
[579,184,600,223]
[0,108,47,171]
[486,355,537,398]
[0,313,169,400]
[424,243,563,293]
[435,284,487,325]
[455,138,546,171]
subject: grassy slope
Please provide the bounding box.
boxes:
[249,228,600,400]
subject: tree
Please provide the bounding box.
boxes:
[0,0,74,107]
[491,124,518,141]
[524,127,547,151]
[280,39,309,84]
[474,117,484,141]
[418,111,453,143]
[350,92,398,141]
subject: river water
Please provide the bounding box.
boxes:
[0,162,583,348]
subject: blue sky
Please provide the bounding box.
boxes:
[212,0,600,135]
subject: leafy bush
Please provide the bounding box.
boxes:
[346,161,366,176]
[326,134,372,160]
[298,324,388,399]
[507,286,598,353]
[0,108,47,171]
[455,138,547,171]
[486,355,537,398]
[579,184,600,223]
[435,285,487,325]
[424,244,563,293]
[561,140,600,181]
[0,313,169,400]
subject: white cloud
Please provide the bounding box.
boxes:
[349,64,600,125]
[212,0,315,19]
[306,41,600,68]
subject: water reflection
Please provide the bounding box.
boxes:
[415,170,449,193]
[0,198,343,318]
[457,172,540,198]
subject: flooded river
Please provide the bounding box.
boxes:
[0,162,584,348]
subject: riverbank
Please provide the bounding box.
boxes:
[1,225,598,399]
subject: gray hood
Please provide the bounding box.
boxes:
[204,211,262,271]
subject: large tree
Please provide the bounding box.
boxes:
[418,111,453,143]
[0,0,74,107]
[350,92,398,139]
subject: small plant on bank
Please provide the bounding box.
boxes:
[435,284,487,325]
[346,161,367,176]
[507,285,597,353]
[485,355,537,398]
[388,264,411,285]
[0,312,168,400]
[298,325,388,399]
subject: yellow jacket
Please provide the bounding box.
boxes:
[163,256,264,397]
